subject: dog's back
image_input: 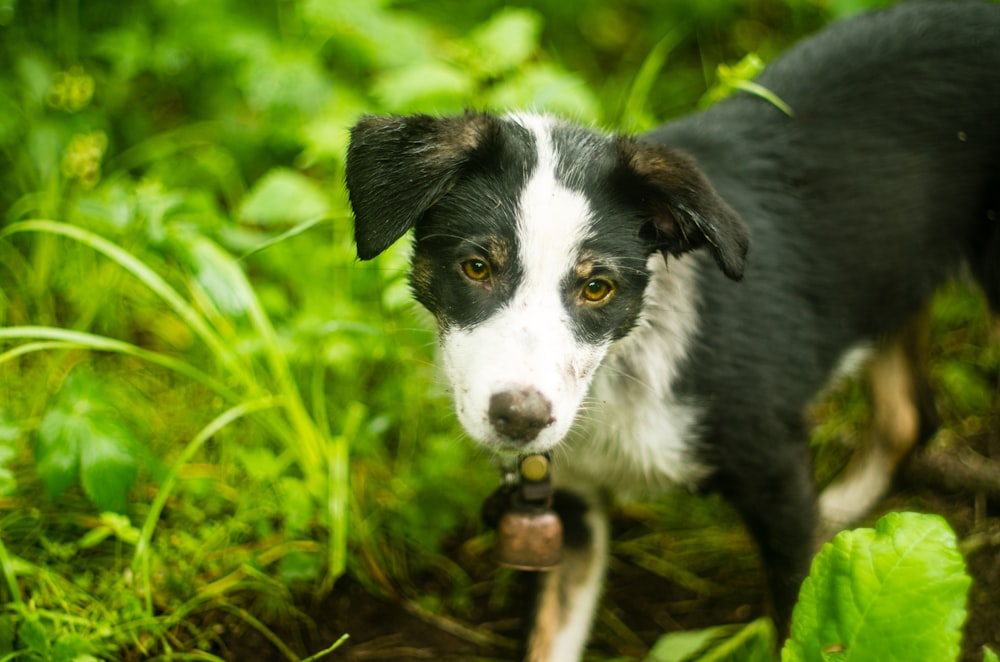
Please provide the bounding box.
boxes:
[647,0,1000,407]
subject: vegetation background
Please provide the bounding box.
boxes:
[0,0,998,660]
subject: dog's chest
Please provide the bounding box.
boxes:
[558,378,707,497]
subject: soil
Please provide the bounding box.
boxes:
[213,437,1000,662]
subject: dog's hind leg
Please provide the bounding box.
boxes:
[818,310,937,535]
[524,489,609,662]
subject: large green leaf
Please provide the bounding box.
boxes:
[784,512,970,662]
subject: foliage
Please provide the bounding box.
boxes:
[0,0,991,659]
[646,619,776,662]
[785,513,969,662]
[646,513,971,662]
[35,365,142,514]
[1,0,573,656]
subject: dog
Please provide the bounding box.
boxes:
[345,1,1000,659]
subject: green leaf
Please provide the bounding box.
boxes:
[0,411,20,497]
[180,234,254,316]
[985,648,999,662]
[469,8,542,76]
[647,619,776,662]
[646,625,730,661]
[783,512,970,662]
[236,446,284,482]
[0,615,14,654]
[936,361,991,416]
[51,632,92,662]
[278,550,321,584]
[240,50,331,115]
[279,476,314,534]
[487,64,601,122]
[372,60,474,113]
[79,419,139,514]
[35,369,141,513]
[16,54,52,106]
[239,167,331,227]
[18,615,49,655]
[0,410,20,443]
[37,406,82,500]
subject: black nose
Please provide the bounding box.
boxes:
[489,389,554,442]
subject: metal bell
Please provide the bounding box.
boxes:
[496,505,563,571]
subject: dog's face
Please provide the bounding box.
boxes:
[346,111,747,454]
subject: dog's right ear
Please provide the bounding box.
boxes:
[346,112,496,260]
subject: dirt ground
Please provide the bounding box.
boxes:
[214,433,1000,662]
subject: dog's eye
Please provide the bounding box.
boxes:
[461,258,492,282]
[581,278,614,303]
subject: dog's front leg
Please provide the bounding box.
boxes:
[524,489,609,662]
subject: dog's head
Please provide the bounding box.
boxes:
[346,111,747,454]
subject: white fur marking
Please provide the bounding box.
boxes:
[819,453,894,532]
[822,343,875,395]
[441,114,706,490]
[546,506,609,662]
[440,114,609,452]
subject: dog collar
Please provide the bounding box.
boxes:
[494,453,563,571]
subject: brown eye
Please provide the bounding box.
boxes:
[461,258,492,282]
[581,278,614,303]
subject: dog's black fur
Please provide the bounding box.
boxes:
[347,0,1000,657]
[651,0,1000,621]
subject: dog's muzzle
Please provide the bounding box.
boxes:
[488,388,555,443]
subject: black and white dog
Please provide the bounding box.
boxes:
[346,1,1000,659]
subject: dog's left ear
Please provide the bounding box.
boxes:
[617,138,749,281]
[346,112,496,260]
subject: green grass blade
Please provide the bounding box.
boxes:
[731,80,795,117]
[133,396,283,617]
[0,536,23,605]
[235,214,335,262]
[0,340,78,363]
[235,256,348,585]
[621,28,686,130]
[0,326,237,400]
[301,634,350,662]
[0,220,249,384]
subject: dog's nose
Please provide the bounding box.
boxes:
[489,389,554,442]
